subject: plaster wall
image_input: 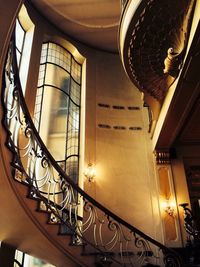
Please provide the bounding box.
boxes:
[83,50,160,238]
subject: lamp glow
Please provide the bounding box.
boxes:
[84,163,96,182]
[161,199,176,217]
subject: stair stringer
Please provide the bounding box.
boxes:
[0,120,95,267]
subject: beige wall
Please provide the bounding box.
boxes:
[82,50,161,239]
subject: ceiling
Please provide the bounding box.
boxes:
[30,0,121,52]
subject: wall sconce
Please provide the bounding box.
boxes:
[84,163,96,182]
[161,199,176,217]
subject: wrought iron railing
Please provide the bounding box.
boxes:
[1,31,182,267]
[179,203,200,241]
[179,203,200,265]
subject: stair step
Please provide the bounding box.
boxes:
[185,263,200,267]
[13,179,96,266]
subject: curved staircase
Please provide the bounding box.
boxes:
[0,8,184,267]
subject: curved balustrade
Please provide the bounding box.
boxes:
[1,32,182,267]
[179,203,200,241]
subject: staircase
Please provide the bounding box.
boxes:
[0,27,184,267]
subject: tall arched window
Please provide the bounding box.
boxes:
[34,42,82,183]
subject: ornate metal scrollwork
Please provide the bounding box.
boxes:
[179,203,200,265]
[179,203,200,240]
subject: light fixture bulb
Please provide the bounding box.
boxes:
[84,163,96,182]
[161,199,176,217]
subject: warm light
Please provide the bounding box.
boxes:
[84,163,96,182]
[161,199,176,217]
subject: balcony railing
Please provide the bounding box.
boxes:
[1,30,182,267]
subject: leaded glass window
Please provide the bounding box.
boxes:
[34,42,82,183]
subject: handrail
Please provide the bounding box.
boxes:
[179,203,200,240]
[1,30,182,266]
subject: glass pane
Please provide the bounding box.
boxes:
[66,102,80,159]
[71,58,81,84]
[45,64,70,89]
[66,156,79,183]
[15,19,25,52]
[60,76,70,96]
[40,43,48,64]
[37,64,46,87]
[15,250,24,264]
[40,86,68,161]
[16,50,21,67]
[67,134,79,156]
[34,86,44,130]
[70,79,81,105]
[68,102,80,135]
[24,254,55,267]
[47,43,71,72]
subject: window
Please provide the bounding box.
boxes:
[6,5,34,125]
[14,250,55,267]
[15,5,35,93]
[15,19,26,69]
[34,42,82,183]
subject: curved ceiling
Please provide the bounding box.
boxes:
[29,0,121,52]
[120,0,195,103]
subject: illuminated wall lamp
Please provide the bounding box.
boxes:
[84,163,96,182]
[161,199,176,217]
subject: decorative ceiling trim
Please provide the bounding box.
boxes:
[30,0,119,29]
[120,0,196,103]
[154,149,171,165]
[28,0,120,52]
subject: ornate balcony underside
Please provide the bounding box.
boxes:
[120,0,195,103]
